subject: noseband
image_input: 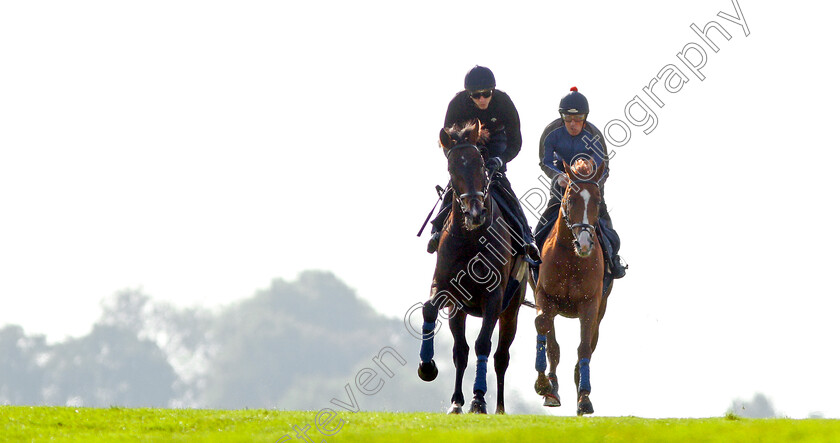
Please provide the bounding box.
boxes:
[446,143,493,209]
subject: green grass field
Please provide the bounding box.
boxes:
[2,407,839,442]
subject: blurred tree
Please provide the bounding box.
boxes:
[41,323,177,407]
[142,302,214,407]
[97,288,152,335]
[0,325,48,405]
[729,393,778,418]
[199,270,538,413]
[201,270,397,408]
[0,271,544,413]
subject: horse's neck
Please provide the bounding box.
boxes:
[554,207,577,247]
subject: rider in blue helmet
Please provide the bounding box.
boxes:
[427,65,541,264]
[534,86,627,279]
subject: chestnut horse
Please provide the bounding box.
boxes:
[417,121,529,414]
[532,158,614,416]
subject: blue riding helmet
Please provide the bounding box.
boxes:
[558,86,589,115]
[464,66,496,91]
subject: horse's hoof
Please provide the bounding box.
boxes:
[577,395,594,416]
[469,398,487,414]
[543,373,560,406]
[534,373,551,396]
[543,393,561,407]
[548,373,559,390]
[496,405,506,415]
[447,403,463,414]
[417,360,438,382]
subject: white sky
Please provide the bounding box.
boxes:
[2,0,839,418]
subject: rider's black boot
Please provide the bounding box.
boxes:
[525,241,541,264]
[427,231,441,254]
[611,254,627,279]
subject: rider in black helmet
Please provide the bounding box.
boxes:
[535,86,627,279]
[427,65,541,264]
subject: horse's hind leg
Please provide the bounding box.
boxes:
[575,295,610,414]
[448,309,469,414]
[575,297,608,386]
[592,288,610,351]
[469,296,501,414]
[493,302,521,414]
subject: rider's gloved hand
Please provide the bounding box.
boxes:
[485,157,504,172]
[552,172,569,189]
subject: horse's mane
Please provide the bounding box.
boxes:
[569,158,595,177]
[443,120,490,145]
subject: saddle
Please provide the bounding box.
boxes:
[487,181,525,240]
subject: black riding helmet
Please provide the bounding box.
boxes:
[558,86,589,115]
[464,66,496,91]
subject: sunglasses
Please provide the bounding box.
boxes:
[562,114,586,122]
[469,89,493,99]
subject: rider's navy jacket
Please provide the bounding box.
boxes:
[444,89,522,164]
[538,118,609,180]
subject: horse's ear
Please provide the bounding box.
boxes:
[562,160,572,177]
[439,128,454,149]
[468,120,482,145]
[595,160,606,181]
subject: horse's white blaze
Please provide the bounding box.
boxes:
[575,189,595,254]
[580,189,591,225]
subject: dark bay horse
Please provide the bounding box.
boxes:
[532,158,614,416]
[417,121,529,414]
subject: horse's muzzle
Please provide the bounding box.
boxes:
[463,200,487,230]
[573,229,595,257]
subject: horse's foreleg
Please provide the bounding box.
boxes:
[493,302,521,414]
[448,309,468,414]
[547,327,560,375]
[534,309,560,406]
[417,299,439,382]
[544,327,561,406]
[469,296,501,414]
[576,301,600,415]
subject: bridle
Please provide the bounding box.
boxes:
[446,143,494,212]
[561,179,601,245]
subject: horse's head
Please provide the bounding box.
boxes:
[439,121,490,231]
[561,158,605,257]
